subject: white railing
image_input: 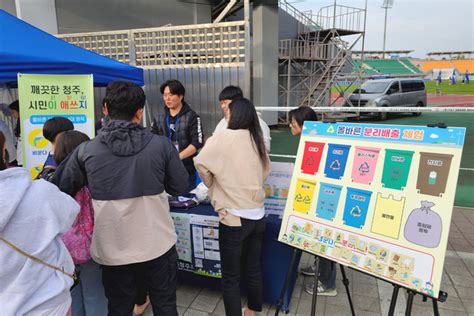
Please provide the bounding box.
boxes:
[279,40,336,60]
[313,4,365,32]
[278,0,319,32]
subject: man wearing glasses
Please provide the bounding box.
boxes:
[152,79,204,192]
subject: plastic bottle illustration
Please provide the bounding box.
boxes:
[428,171,437,185]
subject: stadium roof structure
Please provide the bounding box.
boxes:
[427,51,474,56]
[352,50,413,54]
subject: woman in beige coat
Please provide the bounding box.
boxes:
[194,98,270,316]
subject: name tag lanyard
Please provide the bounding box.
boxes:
[166,114,180,151]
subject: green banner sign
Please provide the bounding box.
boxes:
[18,74,95,178]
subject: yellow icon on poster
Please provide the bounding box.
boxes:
[30,164,44,179]
[28,128,49,148]
[293,178,316,213]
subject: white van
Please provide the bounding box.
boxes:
[347,78,427,120]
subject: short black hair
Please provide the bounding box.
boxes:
[42,116,74,143]
[160,80,185,97]
[8,100,19,112]
[289,106,318,127]
[54,130,90,165]
[104,81,146,121]
[218,85,243,101]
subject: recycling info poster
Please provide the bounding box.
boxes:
[278,122,465,298]
[18,74,95,178]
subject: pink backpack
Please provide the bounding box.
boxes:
[62,186,94,264]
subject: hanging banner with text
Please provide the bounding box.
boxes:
[18,74,95,178]
[278,122,465,299]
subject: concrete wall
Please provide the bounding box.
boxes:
[55,0,212,34]
[0,0,16,15]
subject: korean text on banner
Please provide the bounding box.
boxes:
[18,74,95,178]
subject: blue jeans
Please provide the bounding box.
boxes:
[319,257,337,290]
[71,259,108,316]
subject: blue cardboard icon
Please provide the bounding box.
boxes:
[343,187,373,229]
[316,183,343,221]
[324,144,351,179]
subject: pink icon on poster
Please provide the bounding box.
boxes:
[351,146,381,185]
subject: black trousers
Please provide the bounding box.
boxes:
[219,217,266,316]
[102,246,178,316]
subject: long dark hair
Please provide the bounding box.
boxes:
[227,98,268,168]
[0,132,8,170]
[53,130,90,165]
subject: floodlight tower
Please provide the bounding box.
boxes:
[382,0,394,59]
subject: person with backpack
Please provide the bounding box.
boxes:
[54,81,188,316]
[54,130,108,316]
[0,131,79,315]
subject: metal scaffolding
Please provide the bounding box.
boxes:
[278,0,367,122]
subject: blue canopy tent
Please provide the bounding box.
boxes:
[0,9,143,86]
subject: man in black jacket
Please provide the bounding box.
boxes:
[151,79,204,192]
[55,81,188,316]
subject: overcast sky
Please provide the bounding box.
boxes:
[290,0,474,58]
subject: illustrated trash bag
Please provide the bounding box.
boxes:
[416,152,453,197]
[301,141,325,175]
[381,149,414,190]
[342,187,372,229]
[404,201,442,248]
[351,146,381,184]
[315,182,342,221]
[293,178,317,214]
[371,193,406,239]
[324,144,351,179]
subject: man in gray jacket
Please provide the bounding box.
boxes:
[55,81,188,316]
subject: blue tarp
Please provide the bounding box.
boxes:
[0,10,144,86]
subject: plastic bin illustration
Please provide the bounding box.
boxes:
[351,146,381,184]
[324,144,351,179]
[301,141,325,175]
[416,152,453,197]
[371,193,406,239]
[315,183,343,221]
[343,187,373,229]
[381,149,414,190]
[293,178,317,214]
[404,201,442,248]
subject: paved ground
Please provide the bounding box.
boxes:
[140,207,474,315]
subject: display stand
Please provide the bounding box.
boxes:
[387,285,447,316]
[275,253,355,316]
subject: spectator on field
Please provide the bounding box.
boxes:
[0,131,79,315]
[54,80,188,316]
[194,98,270,316]
[151,79,204,192]
[213,85,271,152]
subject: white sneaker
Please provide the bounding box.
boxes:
[305,282,338,297]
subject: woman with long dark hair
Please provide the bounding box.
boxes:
[194,98,270,316]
